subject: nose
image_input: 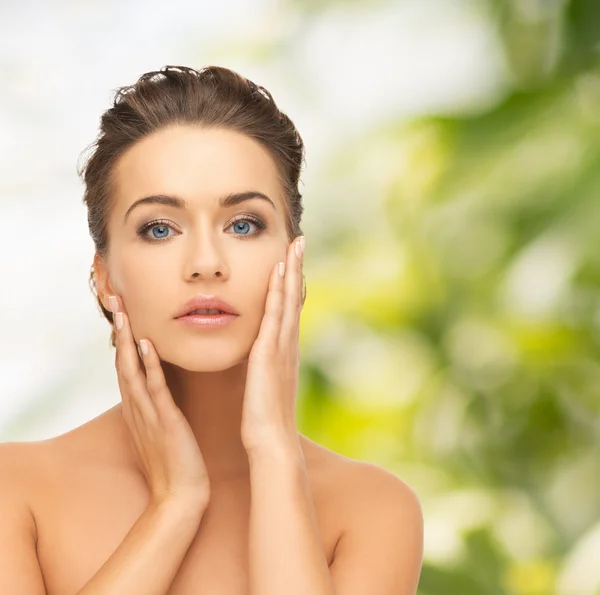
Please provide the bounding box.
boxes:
[184,234,229,280]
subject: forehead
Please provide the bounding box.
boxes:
[112,125,284,210]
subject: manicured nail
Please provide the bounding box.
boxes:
[109,295,119,314]
[140,339,149,355]
[115,312,123,330]
[295,240,303,258]
[278,261,286,277]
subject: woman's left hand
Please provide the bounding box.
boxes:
[240,235,305,457]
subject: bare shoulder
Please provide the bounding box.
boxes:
[302,436,424,593]
[346,457,422,514]
[303,435,422,514]
[0,405,127,500]
[0,437,64,521]
[0,440,51,594]
[342,456,424,542]
[0,439,48,502]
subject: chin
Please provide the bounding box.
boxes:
[157,336,252,373]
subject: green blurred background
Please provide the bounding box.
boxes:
[293,1,600,593]
[2,0,599,593]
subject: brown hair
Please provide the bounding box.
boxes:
[79,65,306,348]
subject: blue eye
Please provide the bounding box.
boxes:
[139,221,172,241]
[136,215,267,243]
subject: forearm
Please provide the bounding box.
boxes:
[76,499,204,595]
[247,446,336,595]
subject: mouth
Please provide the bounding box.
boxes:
[176,310,238,327]
[182,309,231,317]
[175,295,239,318]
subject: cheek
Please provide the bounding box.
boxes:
[119,256,157,288]
[251,265,275,300]
[113,260,158,312]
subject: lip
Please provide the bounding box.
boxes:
[176,313,237,328]
[175,294,239,318]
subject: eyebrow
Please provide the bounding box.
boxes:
[123,191,276,224]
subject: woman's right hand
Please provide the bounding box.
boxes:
[109,295,211,512]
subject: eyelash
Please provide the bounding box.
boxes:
[136,215,267,244]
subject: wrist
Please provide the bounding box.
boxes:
[245,434,305,467]
[150,493,208,524]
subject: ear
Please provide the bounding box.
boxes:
[93,253,119,310]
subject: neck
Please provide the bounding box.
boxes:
[160,358,252,481]
[112,358,310,484]
[110,359,253,483]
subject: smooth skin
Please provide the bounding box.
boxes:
[109,232,304,507]
[110,294,212,511]
[0,125,423,595]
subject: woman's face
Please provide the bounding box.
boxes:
[97,124,290,371]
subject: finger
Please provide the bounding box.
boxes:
[111,297,155,440]
[253,260,285,356]
[115,324,143,436]
[112,304,140,433]
[137,337,180,424]
[280,236,303,346]
[115,309,159,426]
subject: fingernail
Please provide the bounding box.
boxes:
[140,339,149,355]
[115,312,123,330]
[278,261,286,277]
[295,240,303,258]
[109,295,119,314]
[300,236,306,252]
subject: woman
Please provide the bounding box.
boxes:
[0,65,423,594]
